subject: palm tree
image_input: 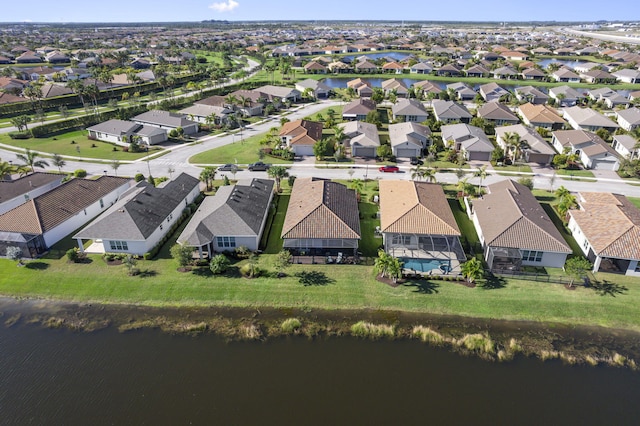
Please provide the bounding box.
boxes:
[0,160,13,180]
[555,186,571,200]
[110,159,121,176]
[457,177,470,198]
[333,125,345,145]
[503,131,522,162]
[199,166,217,191]
[349,178,364,201]
[16,149,49,173]
[557,194,578,220]
[461,258,483,284]
[51,153,66,173]
[374,249,393,278]
[267,166,289,193]
[422,168,436,183]
[474,165,488,194]
[410,164,424,181]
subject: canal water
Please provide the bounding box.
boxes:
[2,323,640,425]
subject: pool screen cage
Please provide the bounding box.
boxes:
[487,246,522,272]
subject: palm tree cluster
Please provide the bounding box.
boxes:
[374,250,403,283]
[410,165,436,183]
[555,186,578,220]
[16,149,49,173]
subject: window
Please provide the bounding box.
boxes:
[109,241,129,251]
[99,199,104,208]
[521,250,543,262]
[216,236,236,248]
[392,235,411,245]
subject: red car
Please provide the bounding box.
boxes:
[379,165,400,173]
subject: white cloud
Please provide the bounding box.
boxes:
[209,0,239,12]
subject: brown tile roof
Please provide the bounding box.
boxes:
[0,176,130,235]
[472,180,571,253]
[518,103,565,125]
[379,181,460,236]
[279,119,323,146]
[569,192,640,259]
[0,172,62,202]
[281,178,360,240]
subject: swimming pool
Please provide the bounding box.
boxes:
[400,258,451,274]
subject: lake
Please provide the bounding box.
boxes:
[343,52,412,62]
[2,321,640,425]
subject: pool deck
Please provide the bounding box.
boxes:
[388,248,461,276]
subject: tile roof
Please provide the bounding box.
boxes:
[477,102,519,121]
[279,119,323,146]
[132,110,197,128]
[518,103,565,125]
[0,172,62,202]
[472,180,571,253]
[569,192,640,260]
[342,98,376,116]
[495,124,555,156]
[379,180,460,236]
[564,106,620,128]
[281,178,360,240]
[0,176,130,235]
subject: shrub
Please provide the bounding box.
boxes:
[280,318,302,333]
[234,245,250,259]
[66,248,80,263]
[238,324,262,340]
[412,326,445,346]
[170,243,193,268]
[457,333,495,355]
[239,263,261,278]
[8,131,31,139]
[134,173,145,182]
[209,254,230,275]
[6,246,23,263]
[350,321,395,340]
[74,169,87,178]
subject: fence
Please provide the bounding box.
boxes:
[490,269,589,286]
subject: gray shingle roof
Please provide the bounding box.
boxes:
[0,172,62,203]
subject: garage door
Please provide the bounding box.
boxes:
[591,159,616,170]
[354,147,376,157]
[295,145,315,156]
[396,148,416,158]
[467,151,490,161]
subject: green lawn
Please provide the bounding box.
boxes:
[263,194,289,254]
[629,197,640,210]
[493,164,533,173]
[189,132,293,165]
[0,130,163,161]
[555,168,596,178]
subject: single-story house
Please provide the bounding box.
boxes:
[563,106,619,133]
[446,82,476,101]
[410,62,433,74]
[413,80,442,96]
[279,119,323,156]
[87,119,167,146]
[476,102,519,126]
[616,107,640,132]
[470,179,571,271]
[551,67,581,83]
[177,178,274,258]
[436,64,463,77]
[303,61,327,74]
[611,134,639,159]
[548,85,586,107]
[587,87,630,109]
[551,129,621,170]
[74,173,200,256]
[295,78,331,99]
[381,78,409,97]
[568,192,640,276]
[0,176,131,258]
[391,99,428,122]
[178,104,233,126]
[495,124,556,165]
[465,64,490,78]
[254,85,301,102]
[431,100,472,124]
[492,66,518,80]
[580,69,616,84]
[379,180,464,274]
[514,86,549,105]
[479,82,510,102]
[281,177,360,255]
[389,122,431,158]
[520,68,546,81]
[342,98,376,121]
[441,123,494,161]
[131,110,199,135]
[339,121,380,158]
[0,172,64,215]
[613,69,640,84]
[518,103,566,130]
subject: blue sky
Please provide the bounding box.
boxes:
[2,0,637,23]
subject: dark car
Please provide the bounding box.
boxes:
[410,157,424,166]
[248,161,271,171]
[379,165,400,173]
[218,164,238,172]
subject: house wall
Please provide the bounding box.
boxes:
[0,178,63,215]
[568,215,591,257]
[43,182,130,248]
[522,251,568,268]
[214,236,259,252]
[89,131,125,144]
[144,132,168,145]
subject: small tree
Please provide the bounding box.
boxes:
[210,254,230,275]
[461,258,483,284]
[565,256,592,287]
[6,246,23,265]
[52,153,66,173]
[147,174,155,187]
[377,144,393,161]
[123,255,139,276]
[274,250,291,276]
[517,176,534,190]
[170,244,193,269]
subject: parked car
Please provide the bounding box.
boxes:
[410,157,424,166]
[248,161,271,171]
[379,165,400,173]
[218,164,238,172]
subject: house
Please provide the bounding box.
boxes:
[389,122,431,158]
[15,51,42,64]
[518,103,566,130]
[436,64,463,77]
[441,123,494,161]
[339,121,380,158]
[0,92,25,105]
[327,61,351,74]
[342,98,376,121]
[410,62,433,74]
[0,176,132,258]
[0,77,28,93]
[295,79,331,99]
[391,99,428,122]
[613,69,640,84]
[500,51,529,61]
[177,179,274,258]
[552,67,581,83]
[355,60,378,73]
[495,124,556,165]
[520,67,546,81]
[382,61,405,74]
[87,119,167,146]
[446,82,476,101]
[479,82,510,102]
[587,87,630,109]
[470,180,571,271]
[226,89,268,116]
[567,192,640,276]
[45,51,69,64]
[303,61,327,74]
[131,110,198,135]
[39,83,73,98]
[549,85,586,107]
[563,106,619,132]
[465,64,490,78]
[611,134,639,159]
[514,86,549,105]
[381,78,409,97]
[580,69,616,84]
[281,178,360,256]
[254,85,301,102]
[0,172,64,215]
[73,173,200,256]
[492,66,518,80]
[279,119,323,156]
[432,100,472,124]
[551,130,620,170]
[413,80,442,96]
[178,104,233,126]
[476,102,519,126]
[379,180,463,274]
[616,108,640,132]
